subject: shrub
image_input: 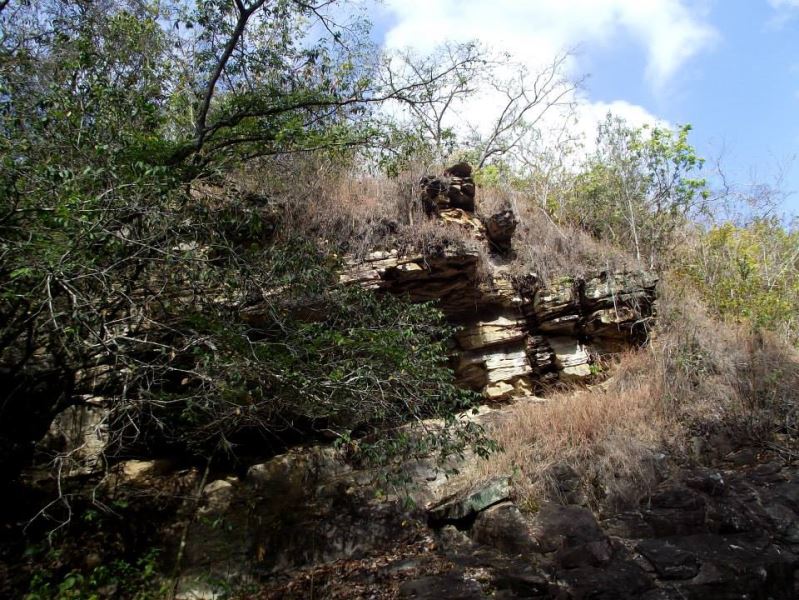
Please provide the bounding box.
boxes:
[556,117,710,269]
[684,218,799,345]
[0,2,494,482]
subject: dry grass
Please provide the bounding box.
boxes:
[477,186,636,284]
[234,156,492,262]
[465,354,673,513]
[232,156,634,282]
[655,276,799,440]
[460,274,799,513]
[233,158,799,514]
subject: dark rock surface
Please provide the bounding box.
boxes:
[428,477,512,527]
[484,210,517,253]
[171,443,799,599]
[397,457,799,599]
[421,163,477,214]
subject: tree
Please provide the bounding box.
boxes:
[564,115,709,268]
[379,41,485,162]
[0,0,491,484]
[471,52,577,170]
[687,218,799,344]
[376,44,576,176]
[163,0,378,166]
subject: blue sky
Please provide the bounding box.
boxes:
[367,0,799,217]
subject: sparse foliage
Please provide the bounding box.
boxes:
[560,116,710,268]
[686,218,799,345]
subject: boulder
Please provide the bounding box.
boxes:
[542,462,589,506]
[447,179,476,212]
[549,337,592,381]
[444,162,473,178]
[470,502,543,556]
[484,210,517,253]
[399,573,484,599]
[636,539,700,580]
[37,403,109,474]
[582,271,659,310]
[199,478,237,516]
[180,447,422,582]
[647,533,797,598]
[456,316,527,351]
[531,503,613,568]
[556,559,655,599]
[484,377,534,401]
[428,476,512,527]
[531,279,577,322]
[438,207,484,236]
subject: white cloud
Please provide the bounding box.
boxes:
[767,0,799,27]
[381,0,717,90]
[574,99,668,140]
[379,1,696,156]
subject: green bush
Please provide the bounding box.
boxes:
[558,116,709,268]
[26,549,166,600]
[684,219,799,345]
[0,1,492,480]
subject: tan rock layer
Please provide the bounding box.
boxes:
[342,248,657,400]
[341,163,657,400]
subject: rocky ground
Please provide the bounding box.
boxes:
[181,439,796,600]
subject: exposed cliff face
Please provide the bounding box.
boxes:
[341,167,658,400]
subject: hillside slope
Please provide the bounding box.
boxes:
[5,165,799,599]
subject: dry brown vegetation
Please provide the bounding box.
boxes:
[235,156,490,260]
[477,186,637,283]
[234,157,636,285]
[461,275,799,512]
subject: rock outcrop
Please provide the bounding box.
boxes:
[342,163,658,400]
[9,165,799,600]
[416,458,799,600]
[161,438,799,599]
[484,209,517,253]
[421,162,477,213]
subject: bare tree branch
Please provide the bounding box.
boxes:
[194,1,267,147]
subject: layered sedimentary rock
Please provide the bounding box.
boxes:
[342,163,658,400]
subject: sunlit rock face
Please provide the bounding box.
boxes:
[342,163,658,401]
